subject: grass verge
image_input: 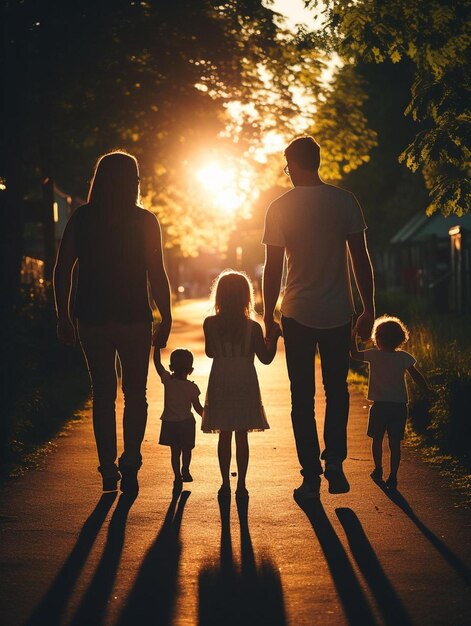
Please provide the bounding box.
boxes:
[2,286,90,479]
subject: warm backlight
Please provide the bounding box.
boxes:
[196,162,247,215]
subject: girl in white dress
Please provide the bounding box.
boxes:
[202,270,281,496]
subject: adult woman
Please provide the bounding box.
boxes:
[54,151,172,494]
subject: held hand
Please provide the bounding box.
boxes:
[353,310,374,342]
[153,318,171,348]
[264,316,276,339]
[266,321,282,343]
[57,318,76,345]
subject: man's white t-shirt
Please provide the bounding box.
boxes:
[362,349,416,402]
[262,184,366,328]
[159,371,200,422]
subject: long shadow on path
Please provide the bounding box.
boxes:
[336,507,412,626]
[115,489,190,626]
[198,495,286,626]
[69,492,137,625]
[25,492,117,626]
[376,483,471,585]
[295,498,378,626]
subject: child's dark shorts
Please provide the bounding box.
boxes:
[159,417,196,450]
[367,401,408,441]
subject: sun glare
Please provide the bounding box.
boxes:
[196,161,251,215]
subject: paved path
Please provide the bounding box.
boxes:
[1,299,470,626]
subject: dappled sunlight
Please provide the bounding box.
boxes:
[252,130,287,163]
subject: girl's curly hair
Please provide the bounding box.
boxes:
[372,315,409,350]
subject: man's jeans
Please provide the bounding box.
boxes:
[281,316,351,480]
[78,320,152,477]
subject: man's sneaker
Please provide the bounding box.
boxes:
[385,475,398,490]
[102,476,119,492]
[370,467,383,483]
[293,478,320,501]
[324,464,350,494]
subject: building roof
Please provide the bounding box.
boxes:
[391,211,471,244]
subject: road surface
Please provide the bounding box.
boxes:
[1,299,470,626]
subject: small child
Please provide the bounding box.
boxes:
[202,270,281,497]
[154,347,204,491]
[351,315,430,489]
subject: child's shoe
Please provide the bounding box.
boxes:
[218,483,231,497]
[293,477,321,501]
[235,485,249,498]
[173,477,183,493]
[370,467,383,482]
[182,470,193,482]
[386,474,398,489]
[324,463,350,494]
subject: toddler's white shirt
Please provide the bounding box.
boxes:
[362,349,416,402]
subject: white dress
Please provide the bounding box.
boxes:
[202,318,270,433]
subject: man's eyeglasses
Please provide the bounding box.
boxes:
[283,164,290,176]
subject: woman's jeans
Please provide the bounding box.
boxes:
[281,316,351,481]
[78,320,152,478]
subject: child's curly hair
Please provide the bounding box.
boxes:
[372,315,409,351]
[170,349,194,376]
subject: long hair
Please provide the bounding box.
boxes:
[211,270,254,340]
[87,150,141,213]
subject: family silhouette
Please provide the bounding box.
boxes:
[53,137,428,499]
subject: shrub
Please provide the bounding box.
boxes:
[2,286,89,476]
[404,319,471,467]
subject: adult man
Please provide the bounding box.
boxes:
[262,136,375,499]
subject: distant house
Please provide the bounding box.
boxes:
[22,185,84,287]
[386,211,471,313]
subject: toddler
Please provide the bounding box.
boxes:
[154,347,204,491]
[351,315,429,489]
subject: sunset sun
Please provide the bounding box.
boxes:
[195,161,252,215]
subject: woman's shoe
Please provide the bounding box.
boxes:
[99,465,121,492]
[120,468,139,496]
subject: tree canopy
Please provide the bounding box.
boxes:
[307,0,471,216]
[3,0,316,255]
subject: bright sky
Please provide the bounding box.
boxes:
[267,0,324,30]
[193,2,329,216]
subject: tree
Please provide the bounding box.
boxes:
[307,63,378,181]
[2,0,327,286]
[339,60,430,249]
[306,0,471,216]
